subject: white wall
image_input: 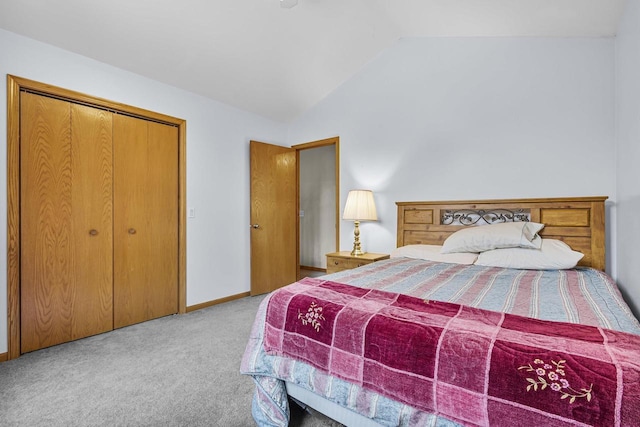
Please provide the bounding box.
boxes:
[288,37,617,275]
[615,0,640,318]
[0,29,287,354]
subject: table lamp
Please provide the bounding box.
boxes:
[342,190,378,256]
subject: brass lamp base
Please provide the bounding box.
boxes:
[350,220,366,256]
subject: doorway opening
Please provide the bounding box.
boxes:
[248,137,339,295]
[294,137,339,279]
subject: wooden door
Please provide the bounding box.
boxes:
[20,93,113,353]
[113,114,179,328]
[250,140,297,295]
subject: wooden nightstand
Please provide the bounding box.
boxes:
[325,251,390,274]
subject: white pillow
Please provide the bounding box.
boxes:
[441,221,544,254]
[391,244,478,265]
[474,239,584,270]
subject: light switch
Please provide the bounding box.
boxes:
[188,208,196,218]
[299,210,304,217]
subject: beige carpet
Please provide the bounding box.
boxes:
[0,294,342,426]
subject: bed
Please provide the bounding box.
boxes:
[241,197,640,426]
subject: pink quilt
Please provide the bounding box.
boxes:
[263,277,640,426]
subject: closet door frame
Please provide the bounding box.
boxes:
[6,75,187,360]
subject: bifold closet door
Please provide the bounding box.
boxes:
[113,114,179,329]
[20,93,114,353]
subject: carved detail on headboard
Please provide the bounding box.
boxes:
[396,197,608,271]
[442,209,530,226]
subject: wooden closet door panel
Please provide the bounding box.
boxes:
[113,115,178,329]
[20,93,73,353]
[70,103,114,339]
[145,121,179,317]
[20,94,115,353]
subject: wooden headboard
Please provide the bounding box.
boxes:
[396,197,608,270]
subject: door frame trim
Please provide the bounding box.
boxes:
[6,75,187,360]
[292,137,340,273]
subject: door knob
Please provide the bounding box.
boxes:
[250,224,260,229]
[89,229,98,236]
[128,228,137,235]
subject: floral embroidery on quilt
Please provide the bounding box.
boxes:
[298,301,325,332]
[518,358,593,403]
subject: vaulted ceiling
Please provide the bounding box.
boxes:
[0,0,626,122]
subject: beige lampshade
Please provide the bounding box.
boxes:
[343,190,378,221]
